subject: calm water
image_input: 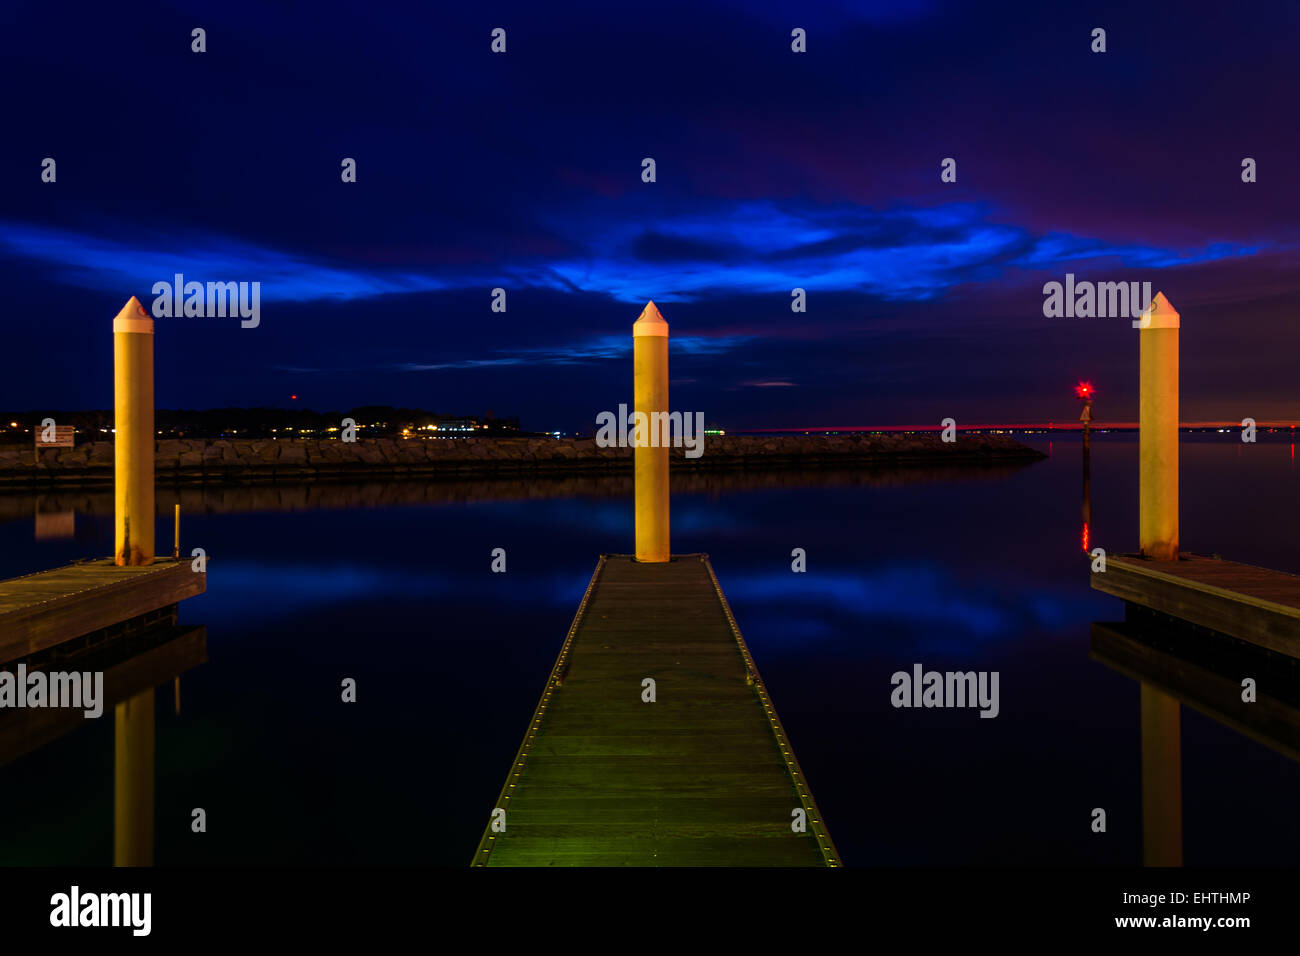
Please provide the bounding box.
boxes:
[2,434,1298,866]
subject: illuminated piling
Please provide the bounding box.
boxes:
[114,688,155,866]
[114,296,155,566]
[1140,683,1183,866]
[1138,292,1179,561]
[633,301,669,562]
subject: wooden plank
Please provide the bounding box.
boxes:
[1090,554,1300,658]
[0,624,207,766]
[474,554,838,867]
[0,558,206,663]
[1090,622,1300,763]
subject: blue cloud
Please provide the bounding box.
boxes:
[0,221,452,304]
[0,200,1268,317]
[516,200,1267,304]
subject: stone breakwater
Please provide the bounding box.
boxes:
[0,434,1045,487]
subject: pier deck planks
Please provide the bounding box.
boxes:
[474,554,837,867]
[1091,553,1300,658]
[0,558,205,663]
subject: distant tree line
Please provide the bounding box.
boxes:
[0,406,524,442]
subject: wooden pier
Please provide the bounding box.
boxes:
[474,554,838,867]
[1090,554,1300,659]
[0,558,206,665]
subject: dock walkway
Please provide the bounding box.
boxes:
[1091,553,1300,659]
[474,554,838,866]
[0,558,205,664]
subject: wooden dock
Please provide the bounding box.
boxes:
[0,558,206,665]
[1090,553,1300,659]
[474,554,838,867]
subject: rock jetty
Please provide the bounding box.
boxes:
[0,434,1045,487]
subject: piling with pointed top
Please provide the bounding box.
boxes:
[633,301,669,562]
[113,296,154,566]
[1138,292,1179,561]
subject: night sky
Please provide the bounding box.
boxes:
[2,0,1297,433]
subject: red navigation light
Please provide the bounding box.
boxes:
[291,394,298,401]
[1074,381,1094,400]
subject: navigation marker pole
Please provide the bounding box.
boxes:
[1138,292,1179,561]
[634,301,670,562]
[114,296,155,566]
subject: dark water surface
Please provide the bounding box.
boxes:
[2,434,1298,865]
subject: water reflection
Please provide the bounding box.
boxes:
[1139,684,1182,867]
[0,620,207,865]
[1090,612,1300,866]
[0,460,1040,525]
[115,688,154,866]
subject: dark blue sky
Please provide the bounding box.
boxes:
[2,0,1298,432]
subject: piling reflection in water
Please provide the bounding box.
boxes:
[1139,684,1181,867]
[0,619,207,866]
[115,688,154,866]
[1091,612,1300,866]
